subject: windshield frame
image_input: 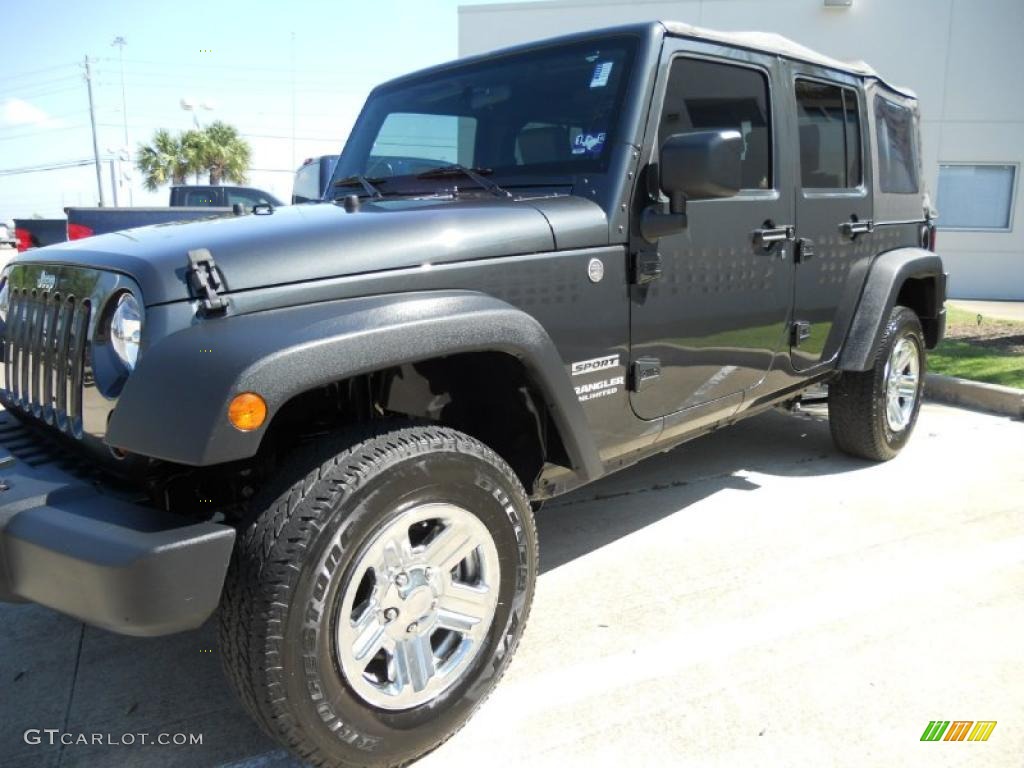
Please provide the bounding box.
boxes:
[330,33,643,196]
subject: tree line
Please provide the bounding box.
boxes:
[136,122,252,190]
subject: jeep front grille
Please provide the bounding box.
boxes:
[2,288,91,436]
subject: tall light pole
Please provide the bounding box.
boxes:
[111,36,132,204]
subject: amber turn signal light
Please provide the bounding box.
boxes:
[228,392,267,431]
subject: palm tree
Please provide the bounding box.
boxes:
[197,122,251,185]
[135,122,252,190]
[136,129,193,191]
[181,128,207,185]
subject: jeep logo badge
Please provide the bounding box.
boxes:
[587,258,604,283]
[37,271,56,291]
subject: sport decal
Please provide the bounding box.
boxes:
[571,354,620,376]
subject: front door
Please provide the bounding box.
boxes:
[629,48,794,421]
[789,70,874,370]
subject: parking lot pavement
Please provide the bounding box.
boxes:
[1,402,1021,768]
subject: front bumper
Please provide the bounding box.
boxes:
[0,414,235,636]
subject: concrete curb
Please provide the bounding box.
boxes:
[925,373,1024,419]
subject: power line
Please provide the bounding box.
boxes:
[1,62,79,83]
[0,75,83,99]
[96,78,367,95]
[101,56,352,75]
[0,124,87,141]
[240,132,342,142]
[0,158,100,177]
[0,84,83,102]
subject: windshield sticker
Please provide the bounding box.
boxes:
[572,132,606,156]
[590,61,613,88]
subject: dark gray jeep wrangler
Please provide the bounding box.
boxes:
[0,22,944,767]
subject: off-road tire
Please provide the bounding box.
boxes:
[828,305,926,461]
[218,425,538,768]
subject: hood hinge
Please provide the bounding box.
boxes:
[187,248,229,316]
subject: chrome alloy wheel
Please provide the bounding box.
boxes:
[336,503,501,710]
[883,336,921,432]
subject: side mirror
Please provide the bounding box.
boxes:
[660,129,742,212]
[640,129,743,243]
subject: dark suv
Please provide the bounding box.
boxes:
[0,22,944,767]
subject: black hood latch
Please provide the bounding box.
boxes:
[187,248,230,316]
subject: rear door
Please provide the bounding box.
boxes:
[629,45,795,420]
[789,69,874,370]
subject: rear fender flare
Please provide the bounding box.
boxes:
[839,247,945,371]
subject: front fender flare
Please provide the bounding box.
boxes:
[839,247,945,372]
[106,290,603,480]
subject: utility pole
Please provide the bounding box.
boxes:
[109,159,119,206]
[83,56,105,206]
[290,31,296,171]
[111,36,132,204]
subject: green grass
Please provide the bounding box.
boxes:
[927,305,1024,389]
[928,340,1024,390]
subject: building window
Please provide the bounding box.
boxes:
[795,80,862,189]
[874,95,919,194]
[660,58,772,190]
[936,164,1017,230]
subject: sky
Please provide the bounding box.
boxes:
[0,0,530,219]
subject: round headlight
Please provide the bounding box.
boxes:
[0,279,8,324]
[110,293,142,370]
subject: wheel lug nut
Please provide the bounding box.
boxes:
[395,572,409,587]
[384,608,398,622]
[406,621,418,634]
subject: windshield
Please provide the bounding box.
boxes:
[332,36,638,193]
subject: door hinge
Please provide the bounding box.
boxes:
[630,358,662,392]
[187,248,230,316]
[795,237,815,264]
[630,250,663,285]
[791,321,811,346]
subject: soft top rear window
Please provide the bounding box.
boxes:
[874,95,919,194]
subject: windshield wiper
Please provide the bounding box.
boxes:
[333,174,384,199]
[416,165,512,198]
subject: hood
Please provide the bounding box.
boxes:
[19,195,608,305]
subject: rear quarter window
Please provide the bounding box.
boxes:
[874,95,919,194]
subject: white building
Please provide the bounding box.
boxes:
[459,0,1024,300]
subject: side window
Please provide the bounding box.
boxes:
[795,80,862,189]
[660,58,771,190]
[874,95,919,194]
[227,190,270,208]
[183,189,216,206]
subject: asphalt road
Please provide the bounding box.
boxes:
[1,402,1021,768]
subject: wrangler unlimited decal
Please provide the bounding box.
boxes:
[575,375,625,402]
